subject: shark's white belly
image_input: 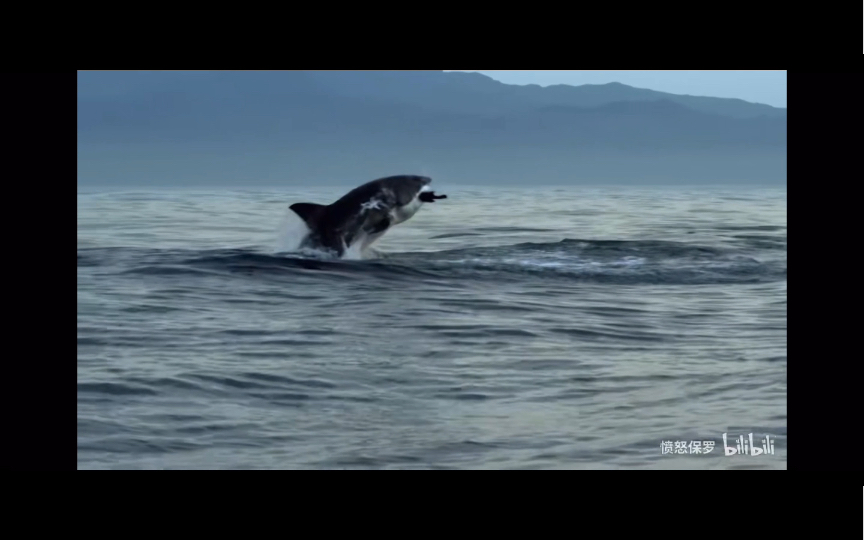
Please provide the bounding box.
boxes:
[346,186,431,259]
[390,188,428,225]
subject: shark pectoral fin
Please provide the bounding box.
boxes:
[366,216,391,234]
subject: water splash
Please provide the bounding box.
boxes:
[273,208,311,254]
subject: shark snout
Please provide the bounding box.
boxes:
[415,176,444,202]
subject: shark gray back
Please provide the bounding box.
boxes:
[289,174,447,257]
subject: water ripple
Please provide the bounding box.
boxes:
[78,186,786,469]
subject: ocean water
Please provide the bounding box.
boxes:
[77,185,787,469]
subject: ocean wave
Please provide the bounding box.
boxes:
[78,235,785,286]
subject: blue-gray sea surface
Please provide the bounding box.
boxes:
[77,185,787,469]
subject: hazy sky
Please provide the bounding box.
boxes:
[446,70,787,108]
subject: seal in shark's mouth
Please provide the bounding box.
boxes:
[419,191,447,203]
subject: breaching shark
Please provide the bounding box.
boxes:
[288,175,447,258]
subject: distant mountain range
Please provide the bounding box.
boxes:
[77,70,787,186]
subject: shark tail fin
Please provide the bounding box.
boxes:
[289,202,327,232]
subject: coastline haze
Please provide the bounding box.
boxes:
[445,70,787,108]
[77,70,786,188]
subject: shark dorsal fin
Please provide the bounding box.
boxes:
[289,202,327,231]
